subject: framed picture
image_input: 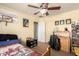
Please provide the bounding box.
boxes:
[2,15,13,23]
[60,20,64,25]
[55,21,59,25]
[66,19,71,24]
[23,18,29,27]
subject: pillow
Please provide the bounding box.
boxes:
[0,40,19,46]
[6,34,18,40]
[0,34,7,41]
[0,34,18,41]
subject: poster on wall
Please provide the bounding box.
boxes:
[23,18,29,27]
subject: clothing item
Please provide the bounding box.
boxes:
[49,35,61,51]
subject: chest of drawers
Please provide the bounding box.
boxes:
[26,39,37,48]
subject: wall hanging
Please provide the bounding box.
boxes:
[0,12,17,26]
[60,20,64,25]
[66,19,71,24]
[55,21,59,25]
[23,18,29,27]
[0,15,13,26]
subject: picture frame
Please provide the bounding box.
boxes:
[60,20,64,25]
[66,19,71,24]
[23,18,29,27]
[55,21,59,25]
[2,15,13,23]
[0,15,13,23]
[0,15,13,26]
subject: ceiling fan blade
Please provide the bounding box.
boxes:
[34,11,40,15]
[28,5,40,9]
[48,6,61,10]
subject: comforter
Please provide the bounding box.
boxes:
[0,44,41,56]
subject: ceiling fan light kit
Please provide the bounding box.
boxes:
[27,3,61,16]
[40,9,48,15]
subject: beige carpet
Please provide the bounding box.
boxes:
[30,42,75,56]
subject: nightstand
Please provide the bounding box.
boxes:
[26,39,37,48]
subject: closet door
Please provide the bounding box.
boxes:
[38,22,46,42]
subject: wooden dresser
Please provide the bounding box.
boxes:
[55,31,71,52]
[26,39,37,48]
[59,36,70,52]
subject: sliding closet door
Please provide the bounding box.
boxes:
[38,22,46,42]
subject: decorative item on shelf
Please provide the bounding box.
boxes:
[55,21,59,25]
[60,20,64,25]
[76,20,79,25]
[66,19,71,24]
[23,18,29,27]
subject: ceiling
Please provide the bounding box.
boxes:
[0,3,79,16]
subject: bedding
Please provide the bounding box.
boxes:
[0,34,18,41]
[0,43,41,56]
[0,34,41,56]
[0,40,19,46]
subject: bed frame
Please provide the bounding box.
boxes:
[42,46,51,56]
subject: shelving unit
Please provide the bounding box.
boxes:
[71,22,79,54]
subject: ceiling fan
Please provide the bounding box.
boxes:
[27,3,61,16]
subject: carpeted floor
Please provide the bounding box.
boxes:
[30,42,75,56]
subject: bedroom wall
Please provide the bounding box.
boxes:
[39,9,79,42]
[0,5,38,45]
[1,4,79,45]
[52,9,79,32]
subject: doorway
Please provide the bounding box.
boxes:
[38,22,46,42]
[34,22,38,39]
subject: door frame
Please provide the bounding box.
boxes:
[34,22,38,39]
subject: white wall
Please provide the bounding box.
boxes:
[0,5,39,45]
[39,9,79,42]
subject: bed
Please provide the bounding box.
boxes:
[0,34,50,56]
